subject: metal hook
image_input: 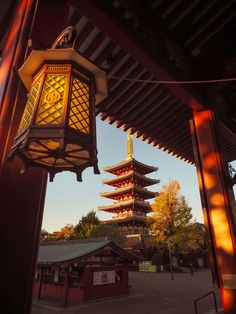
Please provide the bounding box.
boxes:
[51,26,77,49]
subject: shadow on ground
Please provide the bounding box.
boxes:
[32,270,223,314]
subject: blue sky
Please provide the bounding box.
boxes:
[42,117,206,232]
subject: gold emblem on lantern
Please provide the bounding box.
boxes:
[45,90,61,103]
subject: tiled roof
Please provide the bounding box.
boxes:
[98,199,151,212]
[102,171,159,187]
[104,158,157,174]
[100,184,157,200]
[37,240,141,265]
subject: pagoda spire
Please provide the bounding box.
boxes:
[126,130,133,160]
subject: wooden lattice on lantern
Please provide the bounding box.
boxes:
[9,27,107,181]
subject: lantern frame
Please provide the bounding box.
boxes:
[9,27,107,181]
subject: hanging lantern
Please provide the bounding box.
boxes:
[9,27,107,181]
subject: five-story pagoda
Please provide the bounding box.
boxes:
[99,132,159,235]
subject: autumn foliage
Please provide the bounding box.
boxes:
[148,180,193,252]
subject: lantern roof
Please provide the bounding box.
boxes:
[18,48,108,105]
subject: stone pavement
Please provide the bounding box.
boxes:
[31,270,223,314]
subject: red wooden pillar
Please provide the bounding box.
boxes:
[0,1,69,313]
[190,110,236,314]
[38,268,43,300]
[64,269,69,308]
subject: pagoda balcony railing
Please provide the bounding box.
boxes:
[120,226,148,235]
[113,199,150,205]
[112,211,147,219]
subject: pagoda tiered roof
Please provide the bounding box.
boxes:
[103,158,157,175]
[98,132,158,236]
[98,199,151,213]
[103,215,147,224]
[102,171,159,187]
[100,184,157,200]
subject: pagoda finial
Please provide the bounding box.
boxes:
[126,130,133,160]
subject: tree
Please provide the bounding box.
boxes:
[148,180,193,252]
[75,210,100,239]
[40,229,49,241]
[92,223,125,245]
[56,224,75,240]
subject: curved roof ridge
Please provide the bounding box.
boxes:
[103,158,157,174]
[102,170,160,186]
[100,184,157,199]
[98,199,151,212]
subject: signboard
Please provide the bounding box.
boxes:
[93,270,116,286]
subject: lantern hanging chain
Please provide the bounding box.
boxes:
[24,0,40,61]
[109,76,236,84]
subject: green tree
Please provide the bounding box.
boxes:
[148,180,193,252]
[75,210,100,239]
[92,223,125,245]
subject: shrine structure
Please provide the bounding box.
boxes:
[1,2,236,313]
[99,132,159,236]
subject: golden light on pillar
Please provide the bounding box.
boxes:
[9,27,107,181]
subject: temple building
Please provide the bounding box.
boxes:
[98,132,159,236]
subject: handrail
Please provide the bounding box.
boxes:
[194,291,218,314]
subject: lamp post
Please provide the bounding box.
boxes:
[9,26,108,181]
[167,226,174,280]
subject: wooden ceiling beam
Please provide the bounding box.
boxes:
[106,67,146,109]
[132,98,179,129]
[145,107,192,133]
[83,31,106,59]
[75,21,94,50]
[73,0,204,111]
[124,89,168,123]
[108,71,150,115]
[108,73,155,116]
[114,80,162,119]
[132,93,173,126]
[151,123,191,146]
[93,41,116,65]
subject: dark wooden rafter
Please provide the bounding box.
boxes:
[109,64,145,93]
[68,0,236,163]
[117,77,158,114]
[107,87,174,127]
[72,0,204,111]
[75,20,94,49]
[106,72,155,115]
[93,41,116,64]
[184,1,235,48]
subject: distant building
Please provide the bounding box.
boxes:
[34,239,141,305]
[99,132,159,236]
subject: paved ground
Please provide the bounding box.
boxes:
[32,270,223,314]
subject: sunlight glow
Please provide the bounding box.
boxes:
[211,208,234,255]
